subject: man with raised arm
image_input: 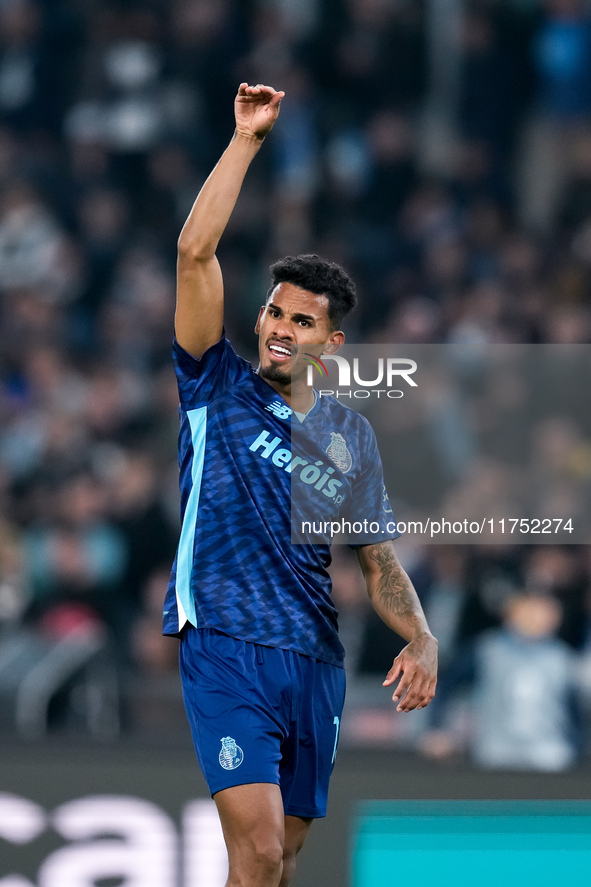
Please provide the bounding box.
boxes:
[163,82,438,887]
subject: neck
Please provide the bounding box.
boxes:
[257,372,315,413]
[290,383,316,414]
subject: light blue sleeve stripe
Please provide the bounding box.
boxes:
[175,406,208,629]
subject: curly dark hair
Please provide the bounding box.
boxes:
[267,254,357,329]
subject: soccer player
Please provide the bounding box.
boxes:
[163,82,438,887]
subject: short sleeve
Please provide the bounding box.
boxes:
[346,416,401,546]
[173,335,252,410]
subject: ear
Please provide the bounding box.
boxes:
[324,331,345,353]
[254,305,265,335]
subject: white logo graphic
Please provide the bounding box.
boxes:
[249,430,345,504]
[219,737,244,770]
[326,433,352,474]
[382,484,393,514]
[0,792,228,887]
[265,401,292,419]
[306,354,418,389]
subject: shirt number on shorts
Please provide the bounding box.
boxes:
[331,716,340,764]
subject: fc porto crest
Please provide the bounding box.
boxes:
[219,736,244,770]
[326,432,352,474]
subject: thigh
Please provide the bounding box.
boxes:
[280,657,346,818]
[180,628,291,796]
[214,788,312,857]
[215,783,285,844]
[215,784,285,878]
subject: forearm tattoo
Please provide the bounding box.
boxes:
[367,544,422,626]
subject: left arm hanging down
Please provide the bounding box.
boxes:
[356,540,438,712]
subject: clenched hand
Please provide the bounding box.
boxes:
[235,83,285,140]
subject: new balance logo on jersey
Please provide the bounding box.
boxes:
[265,400,292,419]
[249,429,344,503]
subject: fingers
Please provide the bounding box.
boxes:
[384,657,415,710]
[384,656,436,712]
[237,82,284,102]
[383,637,438,713]
[392,673,413,711]
[269,90,285,107]
[382,659,402,687]
[393,675,437,713]
[245,83,275,95]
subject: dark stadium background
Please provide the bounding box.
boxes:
[1,1,591,885]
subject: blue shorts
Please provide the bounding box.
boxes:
[179,627,346,818]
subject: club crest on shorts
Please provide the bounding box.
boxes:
[326,432,352,474]
[219,736,244,770]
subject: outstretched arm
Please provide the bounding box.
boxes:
[175,83,284,358]
[356,540,438,712]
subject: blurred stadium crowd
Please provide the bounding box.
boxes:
[1,0,591,766]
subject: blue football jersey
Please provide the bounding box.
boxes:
[163,335,397,666]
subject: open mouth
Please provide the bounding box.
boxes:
[267,342,293,362]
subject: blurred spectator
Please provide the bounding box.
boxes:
[422,592,582,771]
[534,0,591,120]
[0,0,80,135]
[107,451,178,616]
[131,566,179,674]
[458,7,523,179]
[75,186,131,318]
[0,515,27,631]
[0,182,81,301]
[520,0,591,229]
[521,545,588,648]
[23,472,127,640]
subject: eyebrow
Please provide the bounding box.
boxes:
[268,303,317,324]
